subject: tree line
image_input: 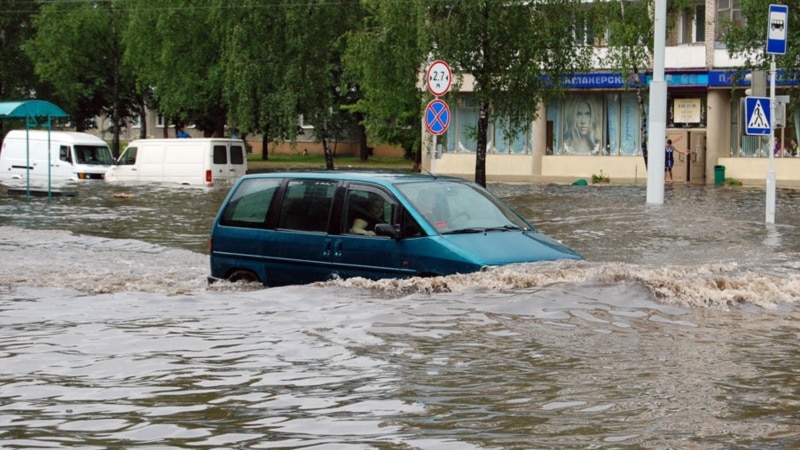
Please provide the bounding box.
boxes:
[0,0,788,186]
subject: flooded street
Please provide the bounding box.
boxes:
[1,180,799,448]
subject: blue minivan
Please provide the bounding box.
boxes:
[208,172,581,287]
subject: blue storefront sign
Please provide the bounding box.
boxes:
[561,72,710,89]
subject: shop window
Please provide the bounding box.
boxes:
[561,94,604,155]
[550,93,641,156]
[450,95,478,153]
[492,120,529,154]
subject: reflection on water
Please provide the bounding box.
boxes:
[1,180,800,448]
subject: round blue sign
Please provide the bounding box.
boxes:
[425,99,450,136]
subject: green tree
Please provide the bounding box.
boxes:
[219,0,297,160]
[425,0,594,186]
[595,0,685,167]
[722,0,800,115]
[25,0,137,155]
[0,1,45,135]
[281,0,365,170]
[343,0,427,165]
[124,0,228,138]
[595,0,657,167]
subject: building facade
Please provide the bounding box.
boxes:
[422,0,800,187]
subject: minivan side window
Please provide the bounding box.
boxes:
[230,145,244,165]
[220,178,281,228]
[343,188,392,236]
[119,147,137,165]
[278,180,336,232]
[213,145,227,164]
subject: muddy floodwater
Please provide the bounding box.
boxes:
[1,181,799,449]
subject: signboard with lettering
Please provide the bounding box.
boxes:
[674,98,701,123]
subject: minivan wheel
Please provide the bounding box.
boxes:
[227,270,259,284]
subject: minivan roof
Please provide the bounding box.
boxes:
[127,138,245,144]
[239,171,469,187]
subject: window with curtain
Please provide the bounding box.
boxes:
[716,0,743,45]
[452,96,478,153]
[680,4,706,44]
[492,121,529,154]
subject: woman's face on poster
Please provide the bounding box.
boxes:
[575,102,591,136]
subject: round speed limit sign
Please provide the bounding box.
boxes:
[426,60,452,97]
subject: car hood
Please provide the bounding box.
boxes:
[438,229,581,265]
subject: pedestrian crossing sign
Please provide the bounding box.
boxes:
[745,97,771,135]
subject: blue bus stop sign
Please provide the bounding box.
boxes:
[425,99,450,136]
[767,4,788,55]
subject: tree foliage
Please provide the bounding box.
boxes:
[722,0,800,111]
[0,1,40,99]
[0,1,45,134]
[124,0,227,138]
[425,0,594,186]
[343,0,428,163]
[25,0,137,155]
[218,0,295,159]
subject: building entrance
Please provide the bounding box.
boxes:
[666,129,706,184]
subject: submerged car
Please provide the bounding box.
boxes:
[208,172,581,287]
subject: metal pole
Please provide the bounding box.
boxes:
[430,134,437,175]
[25,123,31,202]
[766,54,776,224]
[47,116,53,202]
[646,0,667,204]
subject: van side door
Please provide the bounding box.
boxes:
[269,179,338,285]
[111,146,140,181]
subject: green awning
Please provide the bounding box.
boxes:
[0,100,68,119]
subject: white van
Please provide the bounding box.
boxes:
[0,130,114,185]
[105,138,248,186]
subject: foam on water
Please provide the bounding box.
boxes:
[2,226,797,311]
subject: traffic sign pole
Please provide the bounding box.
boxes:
[431,135,437,175]
[766,55,777,224]
[765,4,787,224]
[426,61,452,175]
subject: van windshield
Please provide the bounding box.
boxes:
[75,145,114,165]
[397,180,533,234]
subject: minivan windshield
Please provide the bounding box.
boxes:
[397,180,532,234]
[75,145,114,165]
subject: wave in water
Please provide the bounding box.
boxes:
[1,227,797,310]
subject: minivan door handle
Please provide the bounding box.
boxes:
[323,239,333,257]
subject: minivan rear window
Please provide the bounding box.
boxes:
[220,178,281,227]
[230,145,245,165]
[213,145,227,164]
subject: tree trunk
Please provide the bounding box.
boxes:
[474,100,490,187]
[261,132,269,161]
[138,96,147,139]
[634,69,648,169]
[322,135,335,170]
[356,115,370,161]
